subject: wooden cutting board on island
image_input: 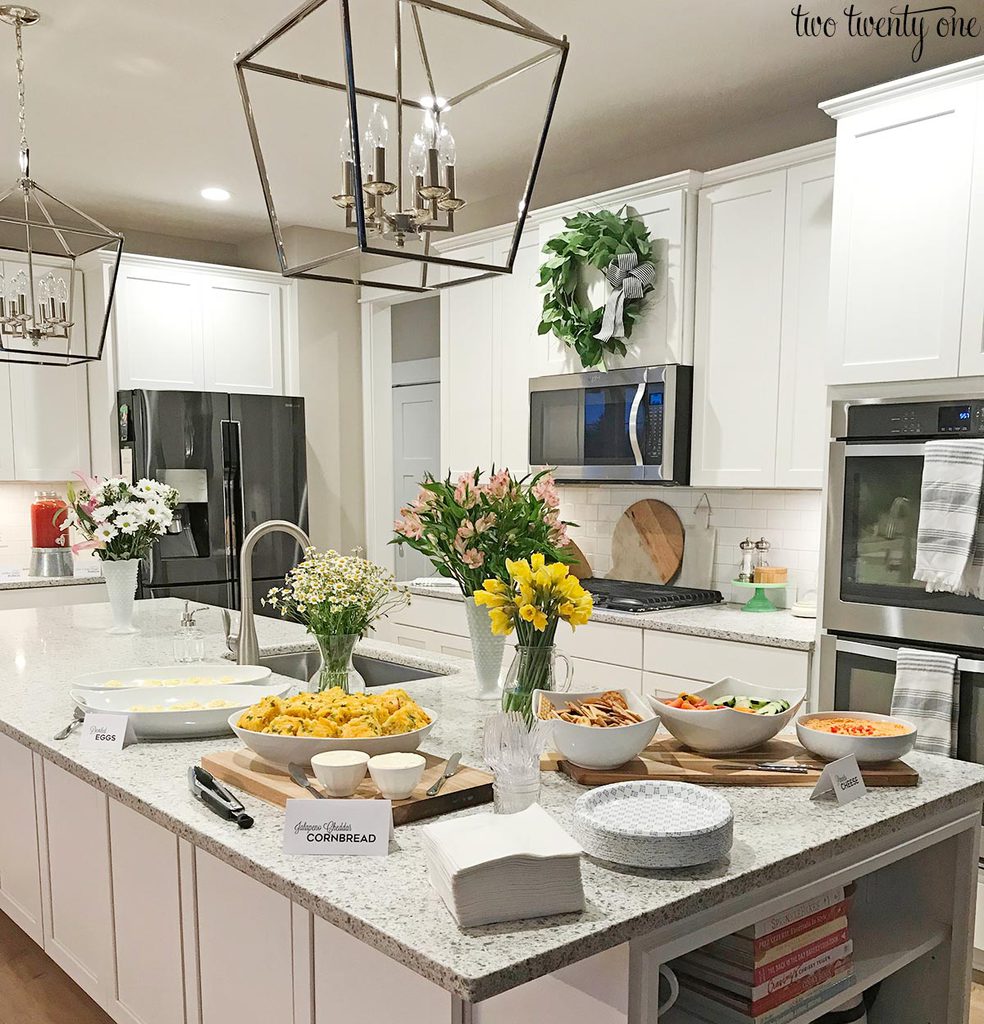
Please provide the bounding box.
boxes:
[541,736,919,787]
[202,749,493,825]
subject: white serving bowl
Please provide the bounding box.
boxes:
[533,688,661,770]
[71,682,292,740]
[229,707,436,767]
[368,752,426,799]
[71,663,273,690]
[649,678,805,755]
[311,750,370,797]
[796,711,917,764]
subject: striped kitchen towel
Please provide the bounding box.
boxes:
[912,439,984,597]
[891,648,959,757]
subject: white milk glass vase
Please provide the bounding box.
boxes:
[101,558,140,635]
[464,596,506,700]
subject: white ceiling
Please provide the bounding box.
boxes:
[0,1,980,246]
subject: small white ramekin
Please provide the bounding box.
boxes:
[310,750,370,797]
[367,751,426,800]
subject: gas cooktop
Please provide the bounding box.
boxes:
[582,578,723,613]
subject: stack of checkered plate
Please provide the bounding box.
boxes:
[572,780,734,868]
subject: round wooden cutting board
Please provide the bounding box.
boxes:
[609,499,685,584]
[561,539,592,580]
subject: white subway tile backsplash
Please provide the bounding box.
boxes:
[0,480,99,571]
[557,484,823,595]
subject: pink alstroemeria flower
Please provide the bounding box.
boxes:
[73,470,102,494]
[71,539,100,555]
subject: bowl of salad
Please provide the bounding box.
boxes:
[648,678,805,754]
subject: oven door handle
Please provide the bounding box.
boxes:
[837,638,984,675]
[844,442,927,458]
[628,382,645,466]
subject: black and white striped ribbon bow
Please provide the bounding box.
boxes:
[594,252,657,343]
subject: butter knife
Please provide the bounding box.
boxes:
[288,762,326,799]
[712,762,812,774]
[426,752,461,797]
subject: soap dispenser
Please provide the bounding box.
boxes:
[174,602,208,663]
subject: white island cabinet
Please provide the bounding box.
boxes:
[823,57,984,384]
[0,731,42,944]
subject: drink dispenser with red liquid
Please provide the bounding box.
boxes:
[29,490,73,577]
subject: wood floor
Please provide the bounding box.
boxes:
[0,906,982,1024]
[0,911,111,1024]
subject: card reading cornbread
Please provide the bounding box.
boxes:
[283,799,392,856]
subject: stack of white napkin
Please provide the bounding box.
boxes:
[421,804,584,928]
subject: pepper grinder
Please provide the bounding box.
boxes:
[174,602,209,663]
[755,537,771,572]
[738,538,756,582]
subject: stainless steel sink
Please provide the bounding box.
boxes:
[257,649,439,688]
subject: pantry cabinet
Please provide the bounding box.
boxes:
[691,152,833,489]
[823,68,982,384]
[0,733,42,944]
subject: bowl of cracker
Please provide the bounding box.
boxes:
[534,689,660,770]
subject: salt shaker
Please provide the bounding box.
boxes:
[174,602,208,663]
[738,538,756,582]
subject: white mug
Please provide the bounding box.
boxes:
[658,965,679,1014]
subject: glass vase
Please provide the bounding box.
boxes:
[500,644,573,721]
[464,596,506,700]
[101,558,140,635]
[309,633,366,694]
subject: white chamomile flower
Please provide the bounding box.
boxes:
[116,514,140,535]
[95,524,118,542]
[91,505,113,522]
[134,479,158,496]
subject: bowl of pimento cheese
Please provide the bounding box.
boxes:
[796,711,917,763]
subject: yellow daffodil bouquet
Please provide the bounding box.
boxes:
[475,554,593,717]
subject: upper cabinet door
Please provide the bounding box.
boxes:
[115,264,204,390]
[0,364,13,481]
[826,84,978,384]
[202,277,284,395]
[440,242,494,477]
[9,362,91,479]
[775,158,834,489]
[959,83,984,376]
[691,170,787,487]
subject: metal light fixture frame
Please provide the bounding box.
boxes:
[0,4,123,365]
[235,0,568,293]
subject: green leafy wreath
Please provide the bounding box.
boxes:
[537,208,658,369]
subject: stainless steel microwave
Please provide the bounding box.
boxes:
[529,364,692,483]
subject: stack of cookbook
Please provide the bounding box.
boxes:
[673,884,856,1024]
[421,803,584,928]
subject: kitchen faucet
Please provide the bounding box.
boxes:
[228,520,310,666]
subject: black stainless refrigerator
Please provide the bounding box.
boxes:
[117,390,308,614]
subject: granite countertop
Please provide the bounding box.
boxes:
[0,571,105,590]
[0,598,980,1002]
[407,582,817,651]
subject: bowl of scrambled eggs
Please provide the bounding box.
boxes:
[230,687,435,766]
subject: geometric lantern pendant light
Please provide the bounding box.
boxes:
[236,0,568,293]
[0,6,123,364]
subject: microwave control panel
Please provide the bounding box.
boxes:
[644,387,664,465]
[847,401,984,439]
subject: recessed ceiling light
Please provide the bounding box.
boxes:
[200,187,231,202]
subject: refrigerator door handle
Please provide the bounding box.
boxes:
[222,419,245,585]
[220,420,235,578]
[136,390,155,587]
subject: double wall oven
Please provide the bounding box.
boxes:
[821,395,984,762]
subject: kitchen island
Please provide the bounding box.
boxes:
[0,598,980,1024]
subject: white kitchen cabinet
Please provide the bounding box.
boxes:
[114,255,293,395]
[115,261,204,390]
[774,158,834,489]
[7,361,91,479]
[195,848,294,1024]
[201,276,284,395]
[0,733,42,944]
[960,83,984,377]
[692,169,787,487]
[108,800,186,1024]
[440,242,495,477]
[824,80,978,384]
[39,758,115,1007]
[692,153,832,489]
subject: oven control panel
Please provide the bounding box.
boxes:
[847,401,984,439]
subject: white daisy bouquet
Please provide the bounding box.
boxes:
[61,473,180,561]
[265,548,410,637]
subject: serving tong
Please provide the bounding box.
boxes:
[188,766,254,829]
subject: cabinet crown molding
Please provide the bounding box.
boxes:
[821,54,984,119]
[84,249,294,288]
[699,139,836,188]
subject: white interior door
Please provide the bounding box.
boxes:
[392,381,440,581]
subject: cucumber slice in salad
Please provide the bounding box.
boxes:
[714,695,790,715]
